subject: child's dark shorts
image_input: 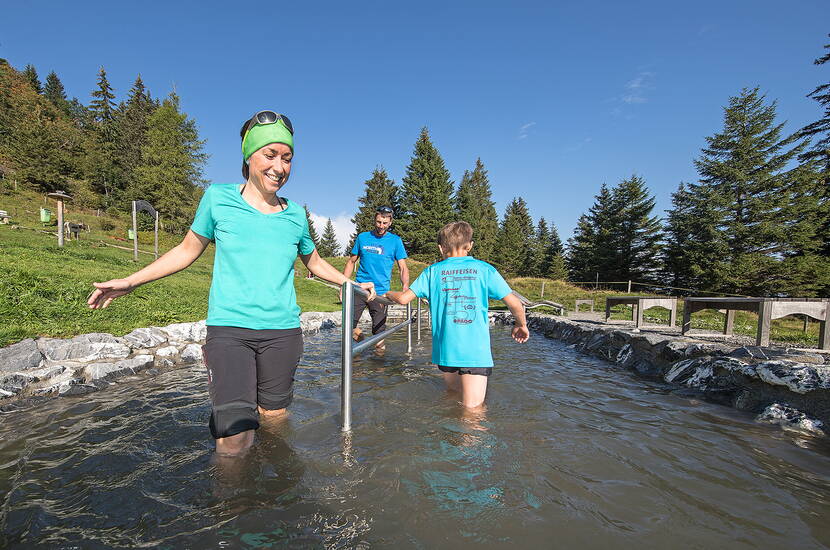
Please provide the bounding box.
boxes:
[438,366,492,377]
[202,325,303,439]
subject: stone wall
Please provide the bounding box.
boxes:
[491,312,830,436]
[0,312,341,410]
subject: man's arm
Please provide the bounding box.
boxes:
[397,258,409,290]
[502,293,530,343]
[343,254,358,279]
[385,289,417,305]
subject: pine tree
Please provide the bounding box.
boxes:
[494,197,535,276]
[661,182,730,292]
[348,166,398,250]
[0,60,83,192]
[116,75,157,200]
[89,67,116,123]
[397,128,455,256]
[318,218,341,257]
[84,67,121,201]
[537,218,568,279]
[610,175,663,282]
[304,205,320,247]
[134,92,207,232]
[43,71,70,115]
[566,184,618,282]
[695,87,809,295]
[454,158,499,262]
[22,64,41,94]
[796,34,830,267]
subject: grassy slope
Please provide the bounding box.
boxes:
[0,190,822,347]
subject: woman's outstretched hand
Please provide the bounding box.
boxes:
[87,279,136,309]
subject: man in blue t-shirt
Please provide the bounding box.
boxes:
[385,221,529,408]
[343,206,409,350]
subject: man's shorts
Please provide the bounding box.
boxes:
[202,326,303,439]
[438,366,492,377]
[352,293,388,335]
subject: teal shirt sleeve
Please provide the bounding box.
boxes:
[350,233,361,256]
[409,268,430,299]
[488,268,512,300]
[190,186,215,240]
[298,213,316,255]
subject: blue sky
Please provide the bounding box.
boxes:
[2,1,827,247]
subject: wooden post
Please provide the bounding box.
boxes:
[756,300,772,347]
[541,281,546,298]
[131,201,138,262]
[682,301,693,335]
[634,301,643,328]
[604,300,611,322]
[669,299,677,328]
[803,315,809,333]
[154,210,159,259]
[723,309,735,335]
[56,198,64,248]
[820,318,829,350]
[627,280,632,293]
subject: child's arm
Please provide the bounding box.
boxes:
[385,289,417,305]
[502,293,530,343]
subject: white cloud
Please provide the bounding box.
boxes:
[518,121,536,140]
[621,71,655,104]
[309,211,355,254]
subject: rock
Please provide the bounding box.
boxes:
[729,346,770,361]
[180,344,203,363]
[161,321,207,343]
[155,346,178,358]
[82,355,154,382]
[122,327,168,349]
[299,312,341,334]
[754,361,830,394]
[37,333,130,363]
[0,366,67,396]
[0,339,43,372]
[757,403,825,435]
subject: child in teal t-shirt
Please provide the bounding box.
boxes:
[385,221,529,408]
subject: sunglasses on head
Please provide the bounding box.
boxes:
[247,110,294,135]
[376,206,394,215]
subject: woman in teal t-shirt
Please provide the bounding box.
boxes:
[88,110,375,456]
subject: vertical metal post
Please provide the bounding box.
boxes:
[417,299,422,341]
[341,282,354,431]
[154,211,159,259]
[406,302,412,353]
[131,201,138,262]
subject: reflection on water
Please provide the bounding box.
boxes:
[1,327,830,549]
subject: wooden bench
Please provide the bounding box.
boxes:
[605,296,678,329]
[682,297,830,349]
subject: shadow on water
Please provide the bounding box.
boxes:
[1,327,830,549]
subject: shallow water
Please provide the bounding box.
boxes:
[1,326,829,549]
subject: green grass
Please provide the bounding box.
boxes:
[0,190,432,346]
[0,189,823,348]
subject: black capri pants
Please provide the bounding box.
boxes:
[202,326,303,439]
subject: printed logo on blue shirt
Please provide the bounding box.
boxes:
[362,245,384,255]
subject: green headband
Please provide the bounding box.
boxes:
[242,119,294,161]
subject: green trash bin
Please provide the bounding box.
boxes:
[128,229,135,240]
[40,208,51,223]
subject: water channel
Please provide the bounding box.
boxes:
[1,327,829,548]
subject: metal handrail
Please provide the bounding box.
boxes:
[341,281,421,431]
